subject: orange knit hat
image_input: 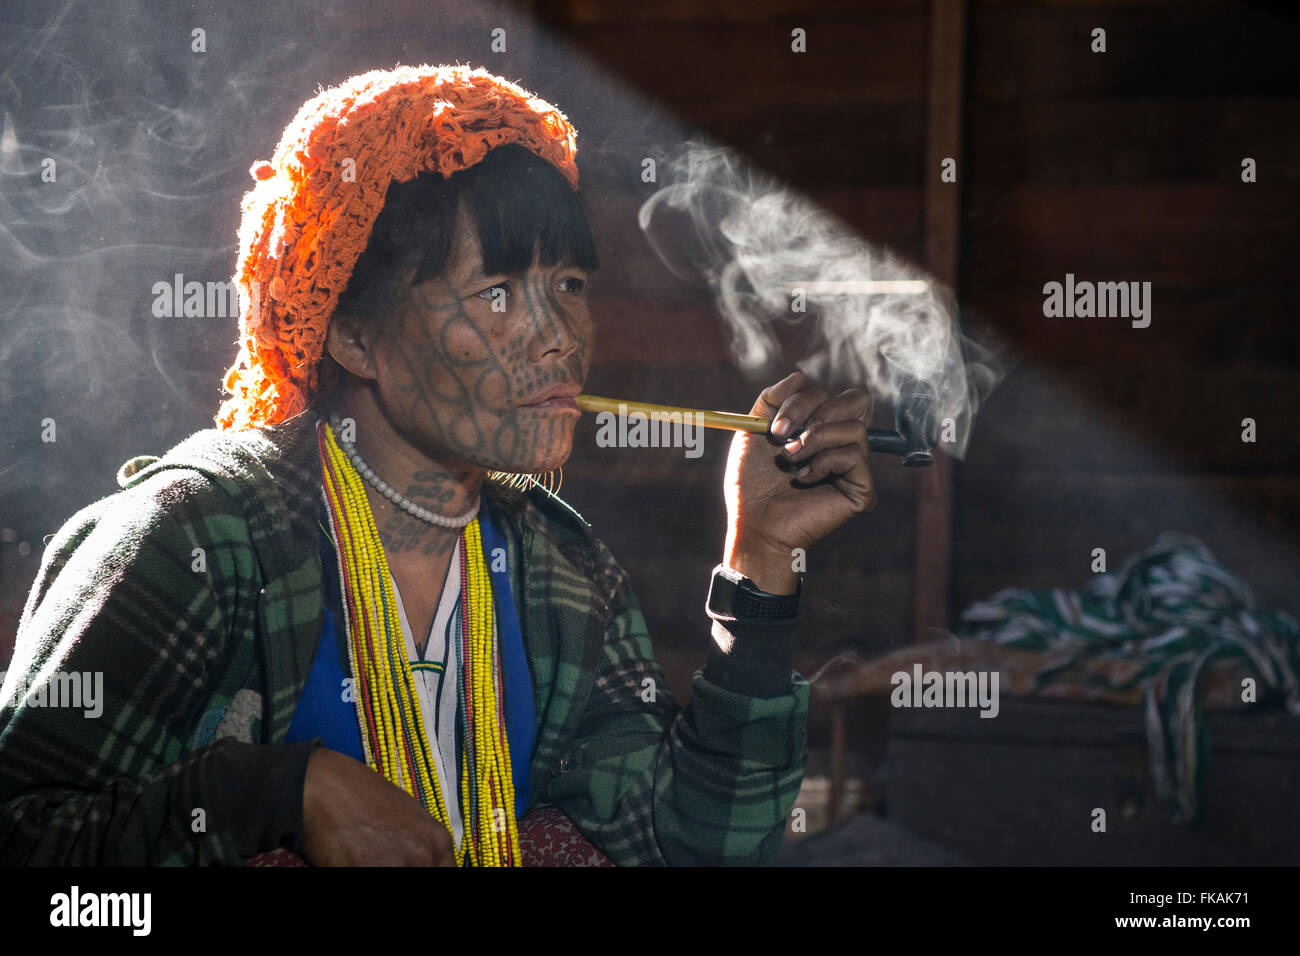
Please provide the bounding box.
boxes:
[215,64,580,432]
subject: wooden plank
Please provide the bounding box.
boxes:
[829,702,846,822]
[549,16,929,105]
[887,734,1300,864]
[893,697,1300,753]
[967,3,1300,101]
[975,0,1236,5]
[952,475,1300,566]
[323,3,541,75]
[966,96,1300,185]
[536,0,924,25]
[674,99,928,188]
[957,364,1300,475]
[924,3,966,287]
[961,184,1300,290]
[589,183,923,258]
[799,187,926,261]
[893,696,1140,744]
[961,285,1300,370]
[887,698,1300,864]
[913,0,966,643]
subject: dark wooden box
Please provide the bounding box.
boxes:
[885,697,1300,865]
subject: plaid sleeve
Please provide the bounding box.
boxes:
[543,577,810,866]
[0,474,314,865]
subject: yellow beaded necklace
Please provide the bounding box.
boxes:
[318,419,521,866]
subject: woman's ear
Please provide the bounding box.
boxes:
[325,311,380,381]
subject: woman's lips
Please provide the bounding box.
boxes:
[522,395,580,411]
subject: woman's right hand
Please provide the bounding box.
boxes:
[299,746,456,866]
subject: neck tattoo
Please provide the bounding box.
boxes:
[329,414,479,530]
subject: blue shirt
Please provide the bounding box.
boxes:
[285,491,536,817]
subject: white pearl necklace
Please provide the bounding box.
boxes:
[329,415,480,529]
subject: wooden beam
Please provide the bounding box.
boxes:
[914,0,966,643]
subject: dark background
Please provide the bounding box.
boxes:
[2,0,1297,861]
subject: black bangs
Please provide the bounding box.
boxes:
[333,143,598,327]
[417,143,601,282]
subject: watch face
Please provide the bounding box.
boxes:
[707,566,739,615]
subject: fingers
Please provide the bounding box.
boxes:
[754,371,873,476]
[751,370,813,424]
[755,372,872,440]
[781,419,877,511]
[800,387,871,432]
[756,371,828,438]
[781,419,867,464]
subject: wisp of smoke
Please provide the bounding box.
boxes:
[638,141,1005,458]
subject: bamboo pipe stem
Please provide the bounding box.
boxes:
[573,394,769,434]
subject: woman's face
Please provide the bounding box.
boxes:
[368,204,594,476]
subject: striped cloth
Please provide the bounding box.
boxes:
[956,531,1300,822]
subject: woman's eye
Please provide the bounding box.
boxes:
[475,282,510,304]
[559,276,586,295]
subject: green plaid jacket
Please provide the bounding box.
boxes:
[0,412,809,865]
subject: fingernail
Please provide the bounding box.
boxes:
[772,417,790,437]
[783,438,802,454]
[796,466,811,479]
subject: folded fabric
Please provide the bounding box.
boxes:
[956,531,1300,823]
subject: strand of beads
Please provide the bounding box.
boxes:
[330,414,478,529]
[318,422,458,862]
[318,419,520,866]
[461,517,521,866]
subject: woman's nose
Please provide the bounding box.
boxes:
[522,277,590,360]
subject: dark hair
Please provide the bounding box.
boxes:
[313,144,599,405]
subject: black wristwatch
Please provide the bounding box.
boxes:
[706,563,802,621]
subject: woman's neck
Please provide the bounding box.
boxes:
[327,386,485,560]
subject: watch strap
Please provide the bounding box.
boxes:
[706,563,802,621]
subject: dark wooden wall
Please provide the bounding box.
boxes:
[953,1,1300,620]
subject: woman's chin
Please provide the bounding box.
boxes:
[539,435,577,469]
